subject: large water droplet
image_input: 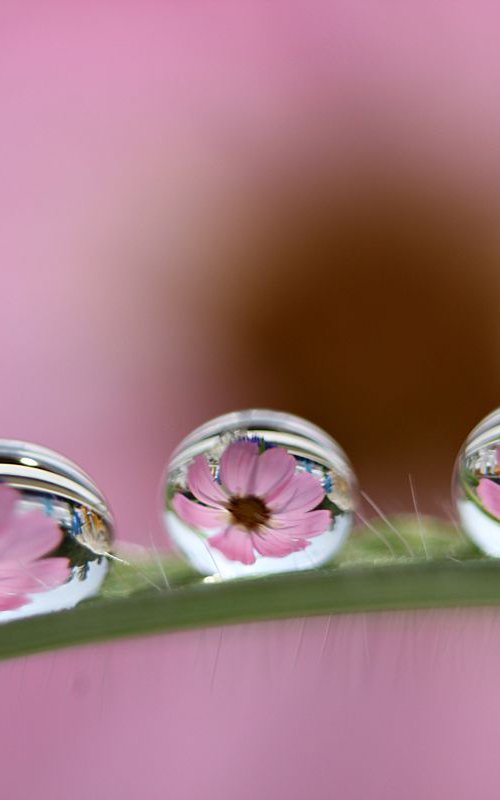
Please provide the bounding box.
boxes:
[162,409,357,578]
[454,409,500,556]
[0,440,113,620]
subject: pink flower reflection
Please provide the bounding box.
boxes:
[0,485,70,611]
[173,440,330,564]
[478,478,500,520]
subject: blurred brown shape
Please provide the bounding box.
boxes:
[202,173,500,514]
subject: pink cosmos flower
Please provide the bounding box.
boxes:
[173,440,331,565]
[478,478,500,519]
[0,484,71,611]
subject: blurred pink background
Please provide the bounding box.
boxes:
[2,2,500,797]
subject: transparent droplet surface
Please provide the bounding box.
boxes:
[454,409,500,556]
[163,409,357,578]
[0,440,113,621]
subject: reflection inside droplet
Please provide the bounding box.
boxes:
[454,408,500,556]
[162,409,357,579]
[0,440,113,621]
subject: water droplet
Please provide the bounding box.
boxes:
[162,409,357,578]
[0,440,113,620]
[454,409,500,556]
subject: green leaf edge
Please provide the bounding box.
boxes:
[0,514,497,662]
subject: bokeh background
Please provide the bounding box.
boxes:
[2,2,500,798]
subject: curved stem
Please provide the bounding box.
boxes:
[0,514,490,662]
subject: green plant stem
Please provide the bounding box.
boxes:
[0,514,493,662]
[3,556,500,662]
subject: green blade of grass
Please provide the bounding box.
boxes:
[0,515,493,662]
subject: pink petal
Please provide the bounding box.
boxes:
[268,472,325,513]
[271,509,331,538]
[0,562,43,595]
[251,528,309,558]
[209,526,256,564]
[0,484,17,535]
[0,594,30,611]
[0,565,42,593]
[219,440,259,496]
[24,557,71,592]
[0,510,63,562]
[173,493,227,529]
[252,447,296,500]
[187,455,227,507]
[0,557,70,593]
[478,478,500,519]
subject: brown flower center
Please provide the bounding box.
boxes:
[226,495,270,531]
